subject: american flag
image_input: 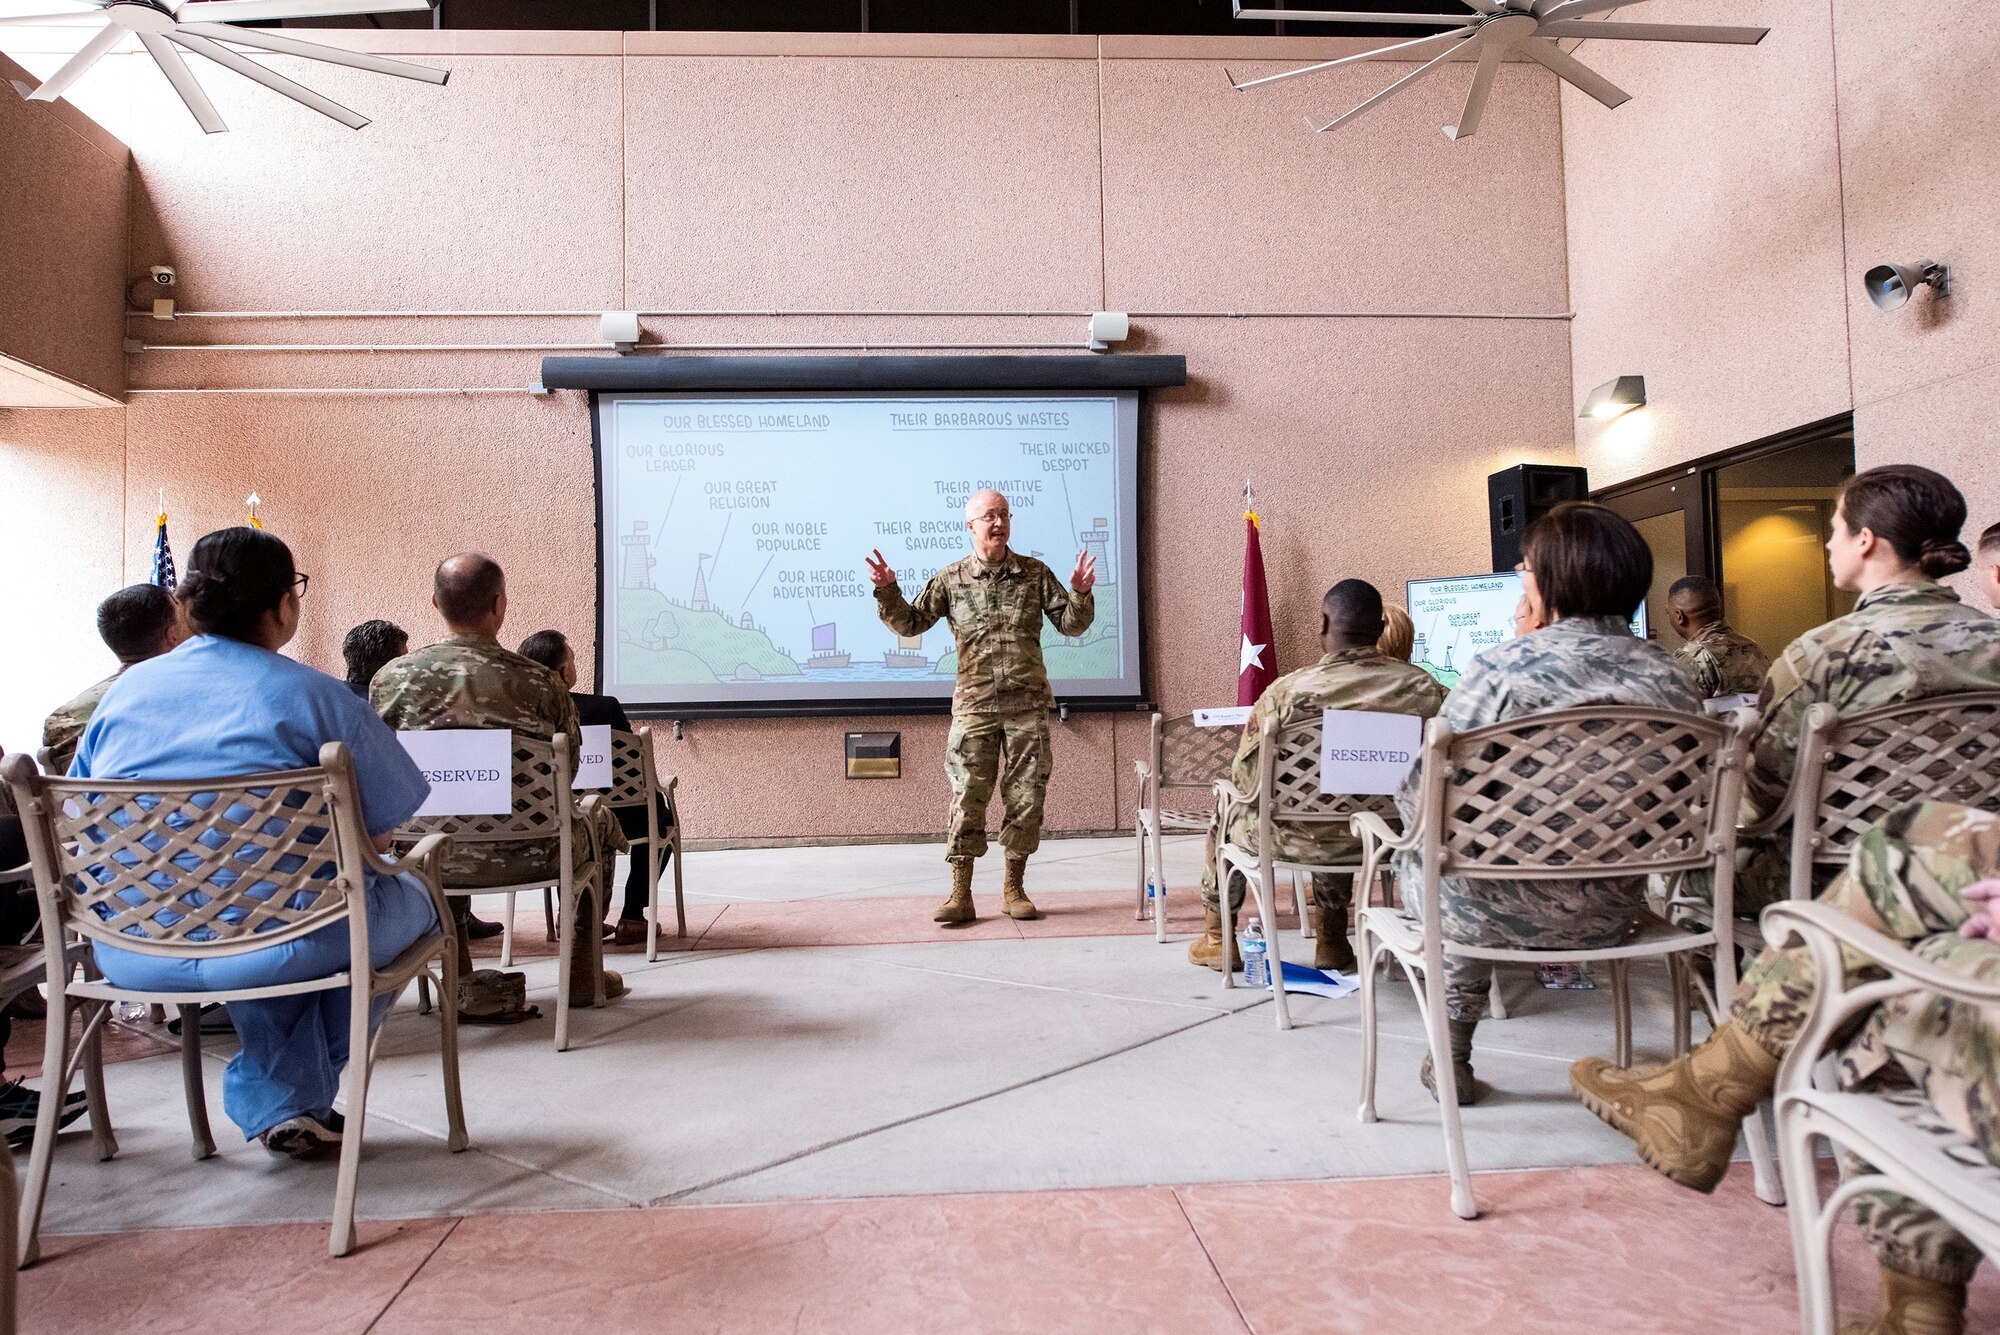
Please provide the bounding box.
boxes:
[150,506,177,590]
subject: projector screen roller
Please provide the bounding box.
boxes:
[595,390,1144,712]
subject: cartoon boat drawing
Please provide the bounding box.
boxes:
[883,633,927,669]
[804,621,851,669]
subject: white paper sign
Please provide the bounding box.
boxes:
[1702,692,1758,716]
[1193,706,1254,729]
[573,724,613,790]
[399,730,512,817]
[1318,710,1423,795]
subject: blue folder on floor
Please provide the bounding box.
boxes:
[1263,959,1359,999]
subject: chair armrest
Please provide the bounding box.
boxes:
[660,774,678,798]
[1761,901,2000,1007]
[1133,760,1152,781]
[356,832,455,935]
[1212,777,1249,829]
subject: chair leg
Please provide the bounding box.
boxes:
[436,953,469,1154]
[647,844,662,964]
[1487,968,1509,1022]
[542,886,556,943]
[500,891,516,969]
[0,1133,16,1330]
[178,1006,215,1161]
[327,994,374,1259]
[1609,960,1633,1068]
[1357,924,1382,1124]
[1133,820,1149,921]
[1745,1100,1786,1207]
[1422,962,1479,1220]
[1255,873,1292,1032]
[17,992,74,1268]
[416,973,432,1015]
[1295,872,1314,940]
[1777,1107,1832,1334]
[1218,864,1236,993]
[671,835,687,941]
[554,881,575,1054]
[79,1003,116,1163]
[1669,956,1693,1057]
[1150,823,1168,945]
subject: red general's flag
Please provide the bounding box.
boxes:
[1238,502,1275,706]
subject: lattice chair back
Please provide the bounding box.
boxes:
[400,732,574,857]
[604,728,655,813]
[1260,711,1400,833]
[14,742,373,959]
[1787,692,2000,894]
[1416,705,1745,888]
[1158,712,1240,791]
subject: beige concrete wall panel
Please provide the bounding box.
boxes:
[119,55,623,313]
[620,56,1104,311]
[1833,0,2000,409]
[0,55,128,402]
[1564,0,1850,486]
[1854,360,2000,592]
[1098,56,1568,313]
[0,410,127,757]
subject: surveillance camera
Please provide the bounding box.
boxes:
[149,266,176,288]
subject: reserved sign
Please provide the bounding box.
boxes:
[573,724,613,790]
[1318,710,1422,795]
[1702,692,1758,716]
[398,729,512,817]
[1193,706,1254,729]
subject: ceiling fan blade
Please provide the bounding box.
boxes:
[1444,36,1504,140]
[1228,26,1473,92]
[137,30,226,132]
[1534,0,1639,20]
[24,20,124,102]
[169,29,369,128]
[1233,7,1487,25]
[1311,41,1464,133]
[1520,37,1629,109]
[1539,20,1769,44]
[177,22,449,84]
[164,0,431,20]
[0,12,112,26]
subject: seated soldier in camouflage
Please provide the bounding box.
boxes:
[1190,580,1448,974]
[372,554,629,1014]
[1665,575,1769,701]
[1574,801,2000,1335]
[1396,503,1701,1105]
[43,583,186,776]
[1735,466,2000,916]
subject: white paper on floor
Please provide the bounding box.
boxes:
[1265,960,1360,999]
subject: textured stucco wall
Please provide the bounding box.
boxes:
[1565,0,2000,531]
[0,32,1577,841]
[0,52,128,406]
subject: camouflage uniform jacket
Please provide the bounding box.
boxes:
[1745,581,2000,821]
[1396,616,1702,947]
[875,551,1093,715]
[42,669,122,778]
[1223,648,1448,866]
[371,633,624,888]
[1673,622,1771,701]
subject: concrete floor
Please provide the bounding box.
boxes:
[32,835,1708,1236]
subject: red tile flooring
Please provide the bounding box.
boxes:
[23,1164,1999,1335]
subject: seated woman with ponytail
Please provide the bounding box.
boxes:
[70,527,439,1160]
[1736,464,2000,913]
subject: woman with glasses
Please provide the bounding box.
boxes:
[68,526,439,1160]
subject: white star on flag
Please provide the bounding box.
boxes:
[1240,634,1266,676]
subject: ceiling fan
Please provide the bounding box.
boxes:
[0,0,447,132]
[1228,1,1767,139]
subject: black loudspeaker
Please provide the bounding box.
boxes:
[1488,464,1590,572]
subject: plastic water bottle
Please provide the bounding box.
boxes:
[115,1001,150,1025]
[1145,878,1157,906]
[1240,917,1271,989]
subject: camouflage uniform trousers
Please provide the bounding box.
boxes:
[1199,787,1360,921]
[944,709,1050,861]
[430,804,628,983]
[1734,801,2000,1285]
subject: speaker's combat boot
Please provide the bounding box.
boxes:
[1001,854,1040,920]
[1839,1267,1967,1335]
[1570,1017,1778,1193]
[1187,905,1242,972]
[934,857,976,924]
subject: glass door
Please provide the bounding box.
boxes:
[1712,427,1856,659]
[1598,472,1706,645]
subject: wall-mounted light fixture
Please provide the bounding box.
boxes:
[1864,259,1950,312]
[600,312,642,353]
[1579,374,1646,420]
[1087,311,1130,353]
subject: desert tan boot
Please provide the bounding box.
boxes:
[1313,904,1356,973]
[1840,1267,1967,1335]
[934,857,976,924]
[1001,854,1040,920]
[1187,905,1243,972]
[1570,1017,1778,1193]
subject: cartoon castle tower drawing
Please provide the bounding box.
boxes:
[621,522,657,590]
[690,553,714,611]
[1079,518,1111,583]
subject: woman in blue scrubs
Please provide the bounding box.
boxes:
[72,527,438,1159]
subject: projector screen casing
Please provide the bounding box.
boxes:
[591,388,1147,717]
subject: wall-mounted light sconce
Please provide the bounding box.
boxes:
[845,731,902,779]
[1087,311,1130,353]
[600,311,642,353]
[1864,259,1950,312]
[1580,374,1646,420]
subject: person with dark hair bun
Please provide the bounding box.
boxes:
[1731,465,2000,913]
[1392,502,1700,1106]
[66,527,440,1161]
[40,583,186,777]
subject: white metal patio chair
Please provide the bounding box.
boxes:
[605,727,684,960]
[1353,705,1757,1220]
[1764,899,2000,1335]
[0,744,467,1264]
[403,733,607,1051]
[1215,710,1398,1030]
[1134,712,1240,942]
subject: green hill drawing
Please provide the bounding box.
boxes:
[618,587,802,684]
[933,581,1121,681]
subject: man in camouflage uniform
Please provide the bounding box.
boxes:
[1665,575,1769,702]
[43,584,185,775]
[1736,579,2000,915]
[867,489,1095,924]
[1574,802,2000,1335]
[1192,580,1448,974]
[373,554,628,1011]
